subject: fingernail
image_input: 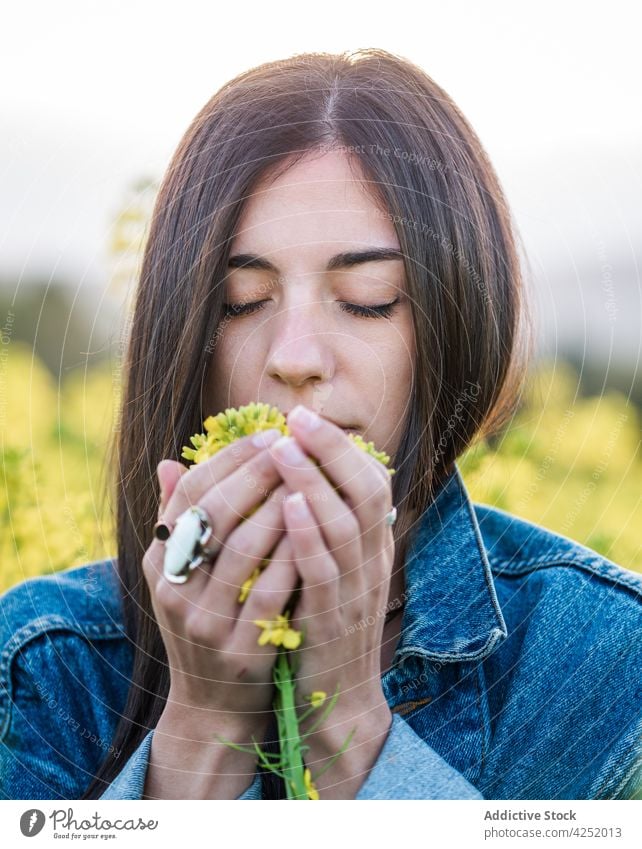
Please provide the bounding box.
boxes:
[156,462,170,504]
[251,428,282,448]
[289,405,322,431]
[272,435,305,463]
[285,491,308,514]
[156,460,171,486]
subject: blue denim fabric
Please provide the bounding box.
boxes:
[1,462,641,800]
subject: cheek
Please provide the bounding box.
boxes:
[379,337,414,447]
[220,322,264,366]
[399,311,416,369]
[207,334,259,407]
[380,330,414,392]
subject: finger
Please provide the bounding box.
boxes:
[149,441,283,574]
[194,446,285,552]
[288,404,391,483]
[282,491,342,632]
[233,533,300,655]
[198,482,290,627]
[285,406,393,553]
[144,448,285,611]
[144,478,291,645]
[162,429,282,525]
[157,460,188,519]
[267,434,364,597]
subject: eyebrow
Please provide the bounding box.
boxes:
[227,248,404,273]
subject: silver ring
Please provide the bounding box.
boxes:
[384,505,398,526]
[163,505,221,584]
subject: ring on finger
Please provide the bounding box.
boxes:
[384,505,397,526]
[153,518,173,541]
[163,505,222,584]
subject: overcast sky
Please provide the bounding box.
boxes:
[2,0,641,362]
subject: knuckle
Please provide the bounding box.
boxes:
[215,644,235,670]
[248,590,277,620]
[154,577,183,613]
[248,452,277,486]
[332,511,359,543]
[184,613,214,646]
[366,450,390,480]
[227,531,258,559]
[309,561,340,587]
[371,480,391,510]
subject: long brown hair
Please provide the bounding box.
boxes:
[82,47,533,798]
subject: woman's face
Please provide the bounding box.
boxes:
[205,149,415,457]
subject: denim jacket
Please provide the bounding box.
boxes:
[1,462,641,800]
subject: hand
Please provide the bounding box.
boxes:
[143,430,298,743]
[267,406,394,796]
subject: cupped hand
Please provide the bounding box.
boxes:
[266,406,395,786]
[143,430,299,739]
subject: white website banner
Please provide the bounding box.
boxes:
[0,799,639,848]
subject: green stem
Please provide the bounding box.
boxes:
[214,734,289,778]
[274,647,308,799]
[213,734,280,764]
[215,621,353,799]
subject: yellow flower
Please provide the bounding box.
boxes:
[238,566,261,603]
[304,767,320,800]
[182,402,288,463]
[253,613,302,649]
[181,401,395,476]
[307,691,327,709]
[348,432,394,475]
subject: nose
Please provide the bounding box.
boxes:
[265,298,334,388]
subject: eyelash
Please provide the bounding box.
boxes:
[222,298,400,319]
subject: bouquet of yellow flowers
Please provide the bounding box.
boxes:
[181,402,394,799]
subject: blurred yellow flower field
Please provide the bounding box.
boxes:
[1,342,116,592]
[1,345,640,594]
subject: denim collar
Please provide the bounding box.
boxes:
[394,461,508,664]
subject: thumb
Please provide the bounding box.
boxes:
[156,459,188,517]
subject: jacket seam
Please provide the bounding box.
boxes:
[465,491,509,642]
[606,751,642,799]
[475,661,491,775]
[396,624,507,664]
[592,717,642,799]
[488,556,642,597]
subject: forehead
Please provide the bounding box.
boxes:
[231,149,398,254]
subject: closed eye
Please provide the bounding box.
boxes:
[222,298,400,319]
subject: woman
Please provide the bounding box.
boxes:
[1,48,640,801]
